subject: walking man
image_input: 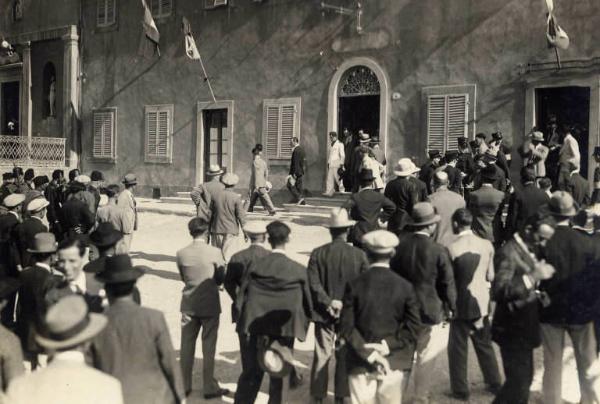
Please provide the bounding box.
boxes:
[287,137,306,205]
[428,171,466,247]
[190,164,225,222]
[176,217,229,399]
[468,165,505,245]
[210,173,246,260]
[248,144,277,215]
[97,184,133,254]
[307,208,369,403]
[447,209,502,400]
[117,173,138,253]
[324,131,345,197]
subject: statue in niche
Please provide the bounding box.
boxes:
[48,76,56,117]
[13,0,23,21]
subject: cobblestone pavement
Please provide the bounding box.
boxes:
[131,212,582,404]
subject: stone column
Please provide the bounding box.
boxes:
[20,41,32,139]
[62,26,79,169]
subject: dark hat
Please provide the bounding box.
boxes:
[33,175,49,189]
[482,151,498,164]
[428,150,442,159]
[24,169,35,181]
[548,191,577,218]
[359,169,375,182]
[469,140,478,149]
[122,173,137,186]
[0,277,20,300]
[593,146,600,158]
[457,137,469,147]
[95,255,144,284]
[89,222,123,248]
[258,339,295,378]
[445,150,458,161]
[491,131,503,140]
[328,131,338,137]
[90,171,105,182]
[252,143,263,154]
[2,172,13,180]
[475,133,487,140]
[405,202,441,227]
[480,165,497,182]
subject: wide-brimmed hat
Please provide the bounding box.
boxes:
[530,131,544,142]
[3,193,25,208]
[394,158,418,177]
[359,169,375,182]
[428,150,442,159]
[206,164,224,176]
[258,339,295,378]
[122,173,137,186]
[361,230,399,255]
[243,221,268,235]
[548,191,577,218]
[0,277,20,300]
[480,165,498,182]
[89,222,123,248]
[75,175,91,185]
[327,208,356,228]
[27,197,49,213]
[593,146,600,158]
[405,202,441,227]
[358,132,371,143]
[27,232,58,254]
[35,294,107,350]
[95,255,144,284]
[221,173,239,186]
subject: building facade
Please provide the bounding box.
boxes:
[1,0,599,196]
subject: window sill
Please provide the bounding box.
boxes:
[89,156,116,164]
[145,157,172,165]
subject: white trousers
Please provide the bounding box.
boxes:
[413,323,447,402]
[325,164,344,195]
[349,369,408,404]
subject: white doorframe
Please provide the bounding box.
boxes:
[196,100,234,185]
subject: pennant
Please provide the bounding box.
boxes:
[141,0,160,54]
[182,17,200,60]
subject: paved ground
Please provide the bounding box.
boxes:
[131,212,583,404]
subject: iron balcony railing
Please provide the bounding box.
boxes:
[0,135,66,168]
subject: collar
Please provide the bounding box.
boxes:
[53,351,85,364]
[272,249,286,255]
[8,211,19,219]
[292,144,298,152]
[457,229,473,237]
[414,231,430,237]
[36,262,52,272]
[193,237,206,243]
[523,181,534,186]
[481,183,493,188]
[370,263,390,269]
[31,215,43,223]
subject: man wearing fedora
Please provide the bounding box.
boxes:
[343,169,395,249]
[7,294,124,404]
[348,132,372,193]
[428,171,466,248]
[288,137,307,205]
[97,184,132,254]
[506,167,550,237]
[340,229,421,404]
[324,132,346,197]
[235,221,312,404]
[85,222,124,296]
[117,173,138,253]
[420,150,442,194]
[523,130,549,178]
[468,165,506,245]
[69,174,97,215]
[248,144,277,215]
[307,208,369,404]
[190,164,225,222]
[15,197,49,270]
[90,255,185,404]
[0,276,24,392]
[176,217,229,399]
[384,159,419,234]
[390,202,456,403]
[210,172,246,260]
[89,170,105,210]
[538,192,600,404]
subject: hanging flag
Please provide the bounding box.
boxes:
[182,17,200,60]
[141,0,160,55]
[545,0,569,50]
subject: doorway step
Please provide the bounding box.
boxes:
[282,193,349,214]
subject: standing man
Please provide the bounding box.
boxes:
[524,131,549,178]
[506,167,550,237]
[248,144,277,215]
[176,217,229,399]
[288,137,306,205]
[91,255,185,404]
[419,150,442,194]
[44,169,65,240]
[117,173,138,253]
[443,151,463,194]
[60,185,95,238]
[210,173,246,260]
[324,132,345,197]
[0,278,24,391]
[565,162,591,207]
[447,209,502,400]
[340,230,421,404]
[390,202,456,404]
[428,171,466,247]
[342,128,355,191]
[15,198,49,270]
[468,165,505,245]
[307,208,369,404]
[557,126,581,190]
[384,158,419,234]
[190,164,225,222]
[97,184,132,254]
[474,133,489,156]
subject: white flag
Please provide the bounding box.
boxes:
[182,17,200,60]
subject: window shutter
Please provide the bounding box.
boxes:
[262,98,301,160]
[106,0,115,25]
[157,110,169,156]
[446,94,468,151]
[279,105,295,157]
[146,110,158,156]
[265,105,280,159]
[97,0,116,27]
[92,109,116,159]
[145,105,173,163]
[97,0,106,26]
[427,95,446,153]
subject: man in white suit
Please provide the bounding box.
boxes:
[324,131,345,197]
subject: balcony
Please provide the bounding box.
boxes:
[0,135,66,168]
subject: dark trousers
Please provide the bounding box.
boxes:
[492,343,534,404]
[180,313,220,395]
[287,176,304,202]
[0,289,17,329]
[248,187,276,213]
[310,323,349,399]
[234,334,292,404]
[448,319,502,395]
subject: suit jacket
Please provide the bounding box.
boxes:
[448,231,494,320]
[340,265,421,373]
[176,239,225,317]
[15,217,47,269]
[0,324,24,391]
[410,177,429,202]
[506,183,549,236]
[190,180,225,220]
[390,233,457,324]
[225,244,270,322]
[343,190,396,244]
[116,189,137,232]
[236,252,312,340]
[89,299,185,404]
[210,188,246,235]
[384,177,418,232]
[474,164,507,192]
[568,173,591,207]
[44,182,63,228]
[428,188,466,247]
[524,143,549,177]
[7,353,123,404]
[328,140,345,167]
[0,212,21,277]
[468,185,505,242]
[250,157,269,189]
[444,165,463,193]
[419,161,437,194]
[307,238,369,323]
[60,197,95,235]
[97,203,132,234]
[457,153,475,178]
[491,237,541,348]
[290,146,306,177]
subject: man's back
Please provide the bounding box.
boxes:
[203,180,225,200]
[428,189,466,247]
[211,189,245,235]
[568,173,591,206]
[251,158,268,188]
[16,218,47,268]
[96,204,130,234]
[60,197,95,233]
[506,184,549,235]
[468,185,505,242]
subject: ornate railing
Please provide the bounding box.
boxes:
[0,135,66,168]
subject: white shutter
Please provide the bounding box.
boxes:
[279,105,295,157]
[427,95,446,153]
[146,110,158,156]
[427,94,468,153]
[157,110,169,156]
[265,105,280,159]
[263,98,301,159]
[446,94,468,151]
[92,109,116,159]
[145,105,173,163]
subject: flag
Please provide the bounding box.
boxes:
[141,0,160,53]
[182,17,200,60]
[545,0,569,50]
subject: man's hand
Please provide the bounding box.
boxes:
[327,299,343,318]
[363,340,390,356]
[367,351,391,375]
[531,261,555,282]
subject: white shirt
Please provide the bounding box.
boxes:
[328,140,345,167]
[53,350,85,364]
[70,270,87,293]
[559,133,581,167]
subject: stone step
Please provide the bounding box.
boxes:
[160,196,194,205]
[176,191,191,198]
[283,203,336,214]
[304,196,348,207]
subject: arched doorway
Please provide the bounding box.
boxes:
[338,65,380,140]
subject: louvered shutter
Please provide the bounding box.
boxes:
[92,109,116,159]
[279,105,295,157]
[427,94,468,153]
[157,110,169,156]
[446,94,468,151]
[145,105,173,163]
[427,95,446,153]
[146,110,158,156]
[265,106,280,159]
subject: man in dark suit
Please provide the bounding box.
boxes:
[506,167,550,237]
[176,217,229,399]
[390,202,456,403]
[90,255,186,404]
[343,169,395,248]
[44,169,65,240]
[307,209,369,404]
[419,150,442,194]
[59,190,95,238]
[468,165,505,245]
[491,213,556,404]
[564,162,591,207]
[340,229,421,403]
[287,137,306,205]
[457,137,475,182]
[15,198,49,270]
[444,151,463,194]
[384,158,419,233]
[235,221,312,404]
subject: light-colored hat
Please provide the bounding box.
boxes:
[27,232,58,254]
[243,221,268,235]
[393,158,419,177]
[27,197,49,213]
[206,164,224,176]
[327,208,356,228]
[221,173,239,186]
[359,132,371,143]
[405,202,441,227]
[361,230,400,254]
[530,131,544,142]
[3,193,25,208]
[74,175,91,185]
[548,191,577,218]
[122,173,137,186]
[258,340,295,378]
[35,294,107,350]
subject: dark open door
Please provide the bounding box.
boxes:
[203,108,229,182]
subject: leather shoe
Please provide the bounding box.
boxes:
[203,388,231,400]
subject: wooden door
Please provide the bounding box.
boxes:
[203,108,229,182]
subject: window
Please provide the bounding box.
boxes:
[149,0,173,18]
[205,0,228,9]
[97,0,116,27]
[92,108,117,160]
[263,98,301,160]
[145,105,173,163]
[422,85,476,153]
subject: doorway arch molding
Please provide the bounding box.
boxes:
[327,57,391,154]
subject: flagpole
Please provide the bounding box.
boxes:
[198,55,216,103]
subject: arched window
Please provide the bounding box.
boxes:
[338,66,380,97]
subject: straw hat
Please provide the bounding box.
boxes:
[27,197,49,213]
[258,340,295,378]
[221,173,239,186]
[393,158,418,177]
[548,191,577,218]
[122,173,137,186]
[530,131,544,142]
[206,164,224,176]
[75,175,91,185]
[243,221,268,235]
[326,208,356,229]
